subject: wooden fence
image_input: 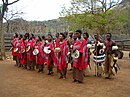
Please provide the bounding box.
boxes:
[0,33,47,51]
[115,39,130,51]
[0,33,130,52]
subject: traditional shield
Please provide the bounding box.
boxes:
[71,50,80,59]
[33,49,39,55]
[44,47,51,54]
[99,49,105,54]
[87,44,92,48]
[54,47,60,53]
[21,49,25,53]
[112,46,118,50]
[13,48,18,52]
[93,54,106,63]
[26,45,31,52]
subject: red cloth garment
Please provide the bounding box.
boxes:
[17,39,22,59]
[34,41,45,65]
[20,41,26,65]
[11,37,19,57]
[30,39,36,61]
[24,39,28,47]
[72,39,88,70]
[45,42,56,66]
[31,39,36,47]
[81,39,89,69]
[56,40,68,70]
[26,41,31,61]
[22,39,28,63]
[31,39,36,61]
[53,39,59,66]
[55,39,59,48]
[71,39,76,46]
[26,39,36,62]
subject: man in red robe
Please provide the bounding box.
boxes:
[20,38,26,67]
[67,31,73,70]
[83,32,91,77]
[17,34,23,67]
[23,33,30,69]
[44,34,56,75]
[11,33,19,66]
[30,34,36,70]
[55,33,68,79]
[72,30,88,83]
[34,36,45,73]
[26,34,36,70]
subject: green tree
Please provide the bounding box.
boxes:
[60,0,125,34]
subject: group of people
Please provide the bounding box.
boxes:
[11,30,119,83]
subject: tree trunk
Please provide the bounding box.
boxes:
[0,13,5,60]
[6,21,9,33]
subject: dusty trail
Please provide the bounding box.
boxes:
[0,51,130,97]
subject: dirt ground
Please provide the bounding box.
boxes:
[0,51,130,97]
